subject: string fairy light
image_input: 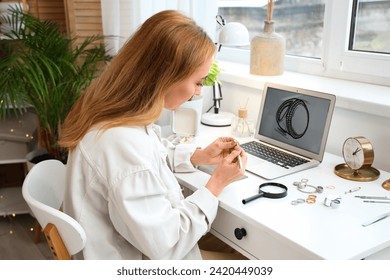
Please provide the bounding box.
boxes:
[0,192,17,236]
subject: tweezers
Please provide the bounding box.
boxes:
[362,212,390,227]
[355,195,390,200]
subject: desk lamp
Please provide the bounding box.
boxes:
[201,15,249,127]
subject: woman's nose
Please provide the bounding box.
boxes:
[194,89,201,96]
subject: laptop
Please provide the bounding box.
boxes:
[241,82,336,180]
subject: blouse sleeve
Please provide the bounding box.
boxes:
[163,138,198,173]
[155,122,198,173]
[107,169,218,260]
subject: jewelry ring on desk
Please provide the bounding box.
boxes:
[324,196,341,208]
[291,198,306,205]
[294,178,308,189]
[306,194,317,204]
[242,182,288,204]
[331,199,341,208]
[293,180,324,194]
[299,184,323,194]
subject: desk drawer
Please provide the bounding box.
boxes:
[212,207,317,259]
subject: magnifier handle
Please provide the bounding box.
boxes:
[242,193,264,204]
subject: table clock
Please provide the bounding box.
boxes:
[382,179,390,191]
[334,136,380,181]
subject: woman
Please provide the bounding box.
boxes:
[59,10,247,260]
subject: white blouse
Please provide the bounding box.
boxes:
[63,124,218,260]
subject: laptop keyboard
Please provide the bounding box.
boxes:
[241,141,309,169]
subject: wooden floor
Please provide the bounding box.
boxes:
[0,214,52,260]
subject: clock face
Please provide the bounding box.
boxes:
[342,137,373,170]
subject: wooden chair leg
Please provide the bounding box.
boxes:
[33,219,42,243]
[44,223,71,260]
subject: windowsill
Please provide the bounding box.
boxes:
[218,61,390,118]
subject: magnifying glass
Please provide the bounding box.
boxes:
[242,182,288,204]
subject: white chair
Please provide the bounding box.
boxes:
[22,159,86,260]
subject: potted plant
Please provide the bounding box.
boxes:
[203,60,221,87]
[0,7,111,162]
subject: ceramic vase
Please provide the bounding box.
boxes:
[250,20,285,76]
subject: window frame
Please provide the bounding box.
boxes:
[217,0,390,87]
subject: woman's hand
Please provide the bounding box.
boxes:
[206,142,247,197]
[190,137,247,196]
[191,137,239,166]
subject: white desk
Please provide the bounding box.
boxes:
[175,125,390,260]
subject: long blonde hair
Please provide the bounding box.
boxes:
[59,10,215,151]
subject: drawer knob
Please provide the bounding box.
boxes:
[234,228,247,240]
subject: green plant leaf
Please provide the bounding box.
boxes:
[203,60,221,86]
[0,6,112,160]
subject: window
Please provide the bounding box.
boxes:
[349,0,390,54]
[218,0,325,58]
[217,0,390,86]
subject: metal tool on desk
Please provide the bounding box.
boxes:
[362,212,390,227]
[345,187,361,194]
[355,195,390,203]
[363,200,390,204]
[355,195,390,200]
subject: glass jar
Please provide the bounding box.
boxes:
[231,108,254,138]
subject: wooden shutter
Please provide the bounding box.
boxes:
[64,0,103,47]
[1,1,103,45]
[25,0,67,32]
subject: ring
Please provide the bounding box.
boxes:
[293,178,308,189]
[291,198,306,205]
[306,198,316,204]
[331,199,341,208]
[298,185,317,193]
[293,179,323,194]
[296,184,324,194]
[306,194,317,204]
[324,196,341,208]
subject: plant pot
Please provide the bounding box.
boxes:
[25,148,53,171]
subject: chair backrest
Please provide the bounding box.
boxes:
[22,159,86,259]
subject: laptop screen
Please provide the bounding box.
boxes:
[256,83,336,160]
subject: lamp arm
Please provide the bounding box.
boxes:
[217,43,222,52]
[213,83,222,100]
[212,83,223,114]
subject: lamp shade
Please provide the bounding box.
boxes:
[217,22,250,46]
